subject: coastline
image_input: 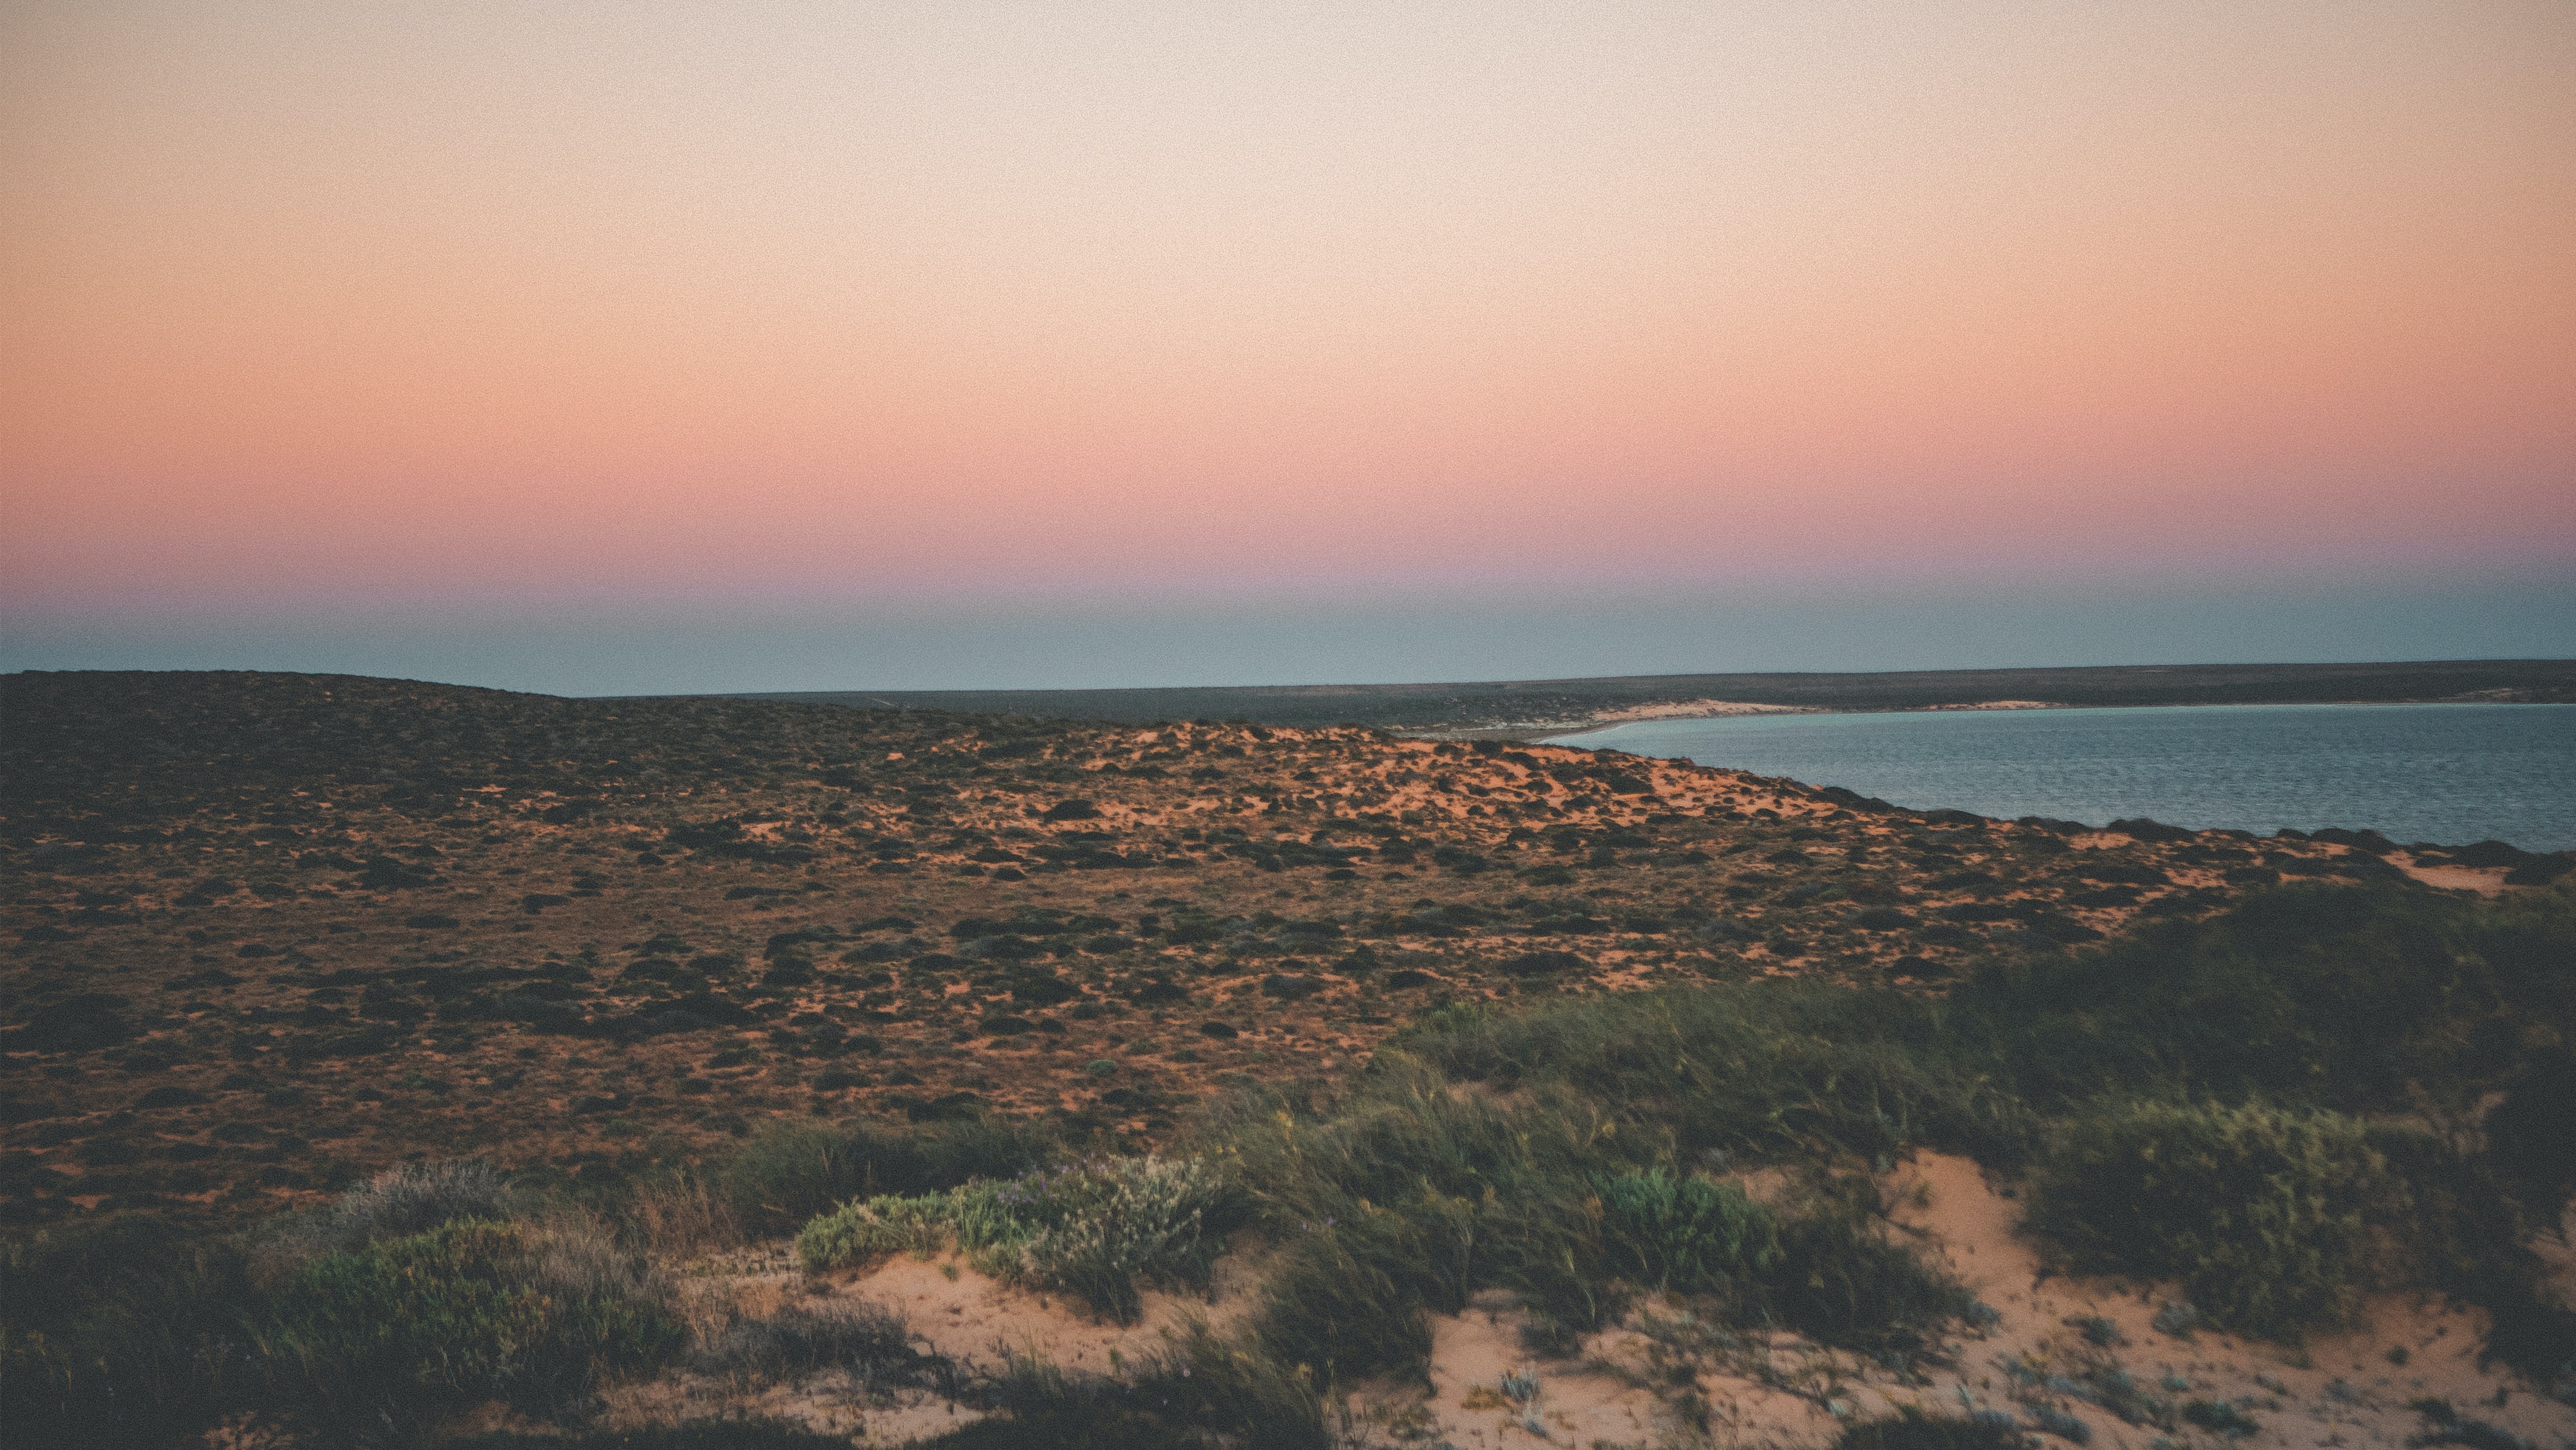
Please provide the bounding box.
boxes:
[1471,694,2563,745]
[1517,698,2576,855]
[750,659,2576,736]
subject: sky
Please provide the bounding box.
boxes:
[4,0,2572,694]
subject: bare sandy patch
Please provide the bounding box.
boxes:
[1884,1152,2576,1450]
[602,1237,1271,1446]
[1416,1290,1670,1447]
[1364,1157,2574,1450]
[1925,701,2064,712]
[2394,856,2513,897]
[1593,700,1822,724]
[824,1247,1257,1374]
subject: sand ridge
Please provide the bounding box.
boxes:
[1335,1154,2576,1450]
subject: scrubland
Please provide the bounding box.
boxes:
[3,672,2570,1448]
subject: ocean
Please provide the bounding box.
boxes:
[1547,702,2576,852]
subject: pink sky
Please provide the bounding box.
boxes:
[4,1,2572,667]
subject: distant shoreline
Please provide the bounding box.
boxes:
[1518,694,2566,744]
[735,659,2576,739]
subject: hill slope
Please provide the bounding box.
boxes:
[0,669,2499,1220]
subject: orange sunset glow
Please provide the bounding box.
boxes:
[3,1,2572,689]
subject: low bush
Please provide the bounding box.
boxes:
[1764,1176,1971,1349]
[2483,1048,2576,1216]
[244,1155,521,1285]
[1220,1056,1967,1382]
[0,1217,253,1446]
[19,879,2573,1444]
[1393,979,2034,1168]
[256,1218,680,1429]
[1956,883,2576,1118]
[725,1117,1054,1233]
[1596,1169,1778,1294]
[625,1173,743,1258]
[800,1154,1229,1323]
[2363,1126,2576,1381]
[1012,1155,1229,1321]
[328,1156,513,1242]
[2027,1101,2405,1337]
[689,1300,946,1389]
[797,1193,954,1269]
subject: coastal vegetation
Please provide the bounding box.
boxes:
[7,875,2572,1446]
[3,672,2572,1446]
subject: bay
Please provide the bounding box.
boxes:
[1548,702,2576,852]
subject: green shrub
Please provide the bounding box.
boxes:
[245,1157,519,1279]
[688,1300,947,1386]
[1957,883,2576,1118]
[0,1217,252,1447]
[2483,1049,2576,1215]
[725,1117,1052,1233]
[1395,980,2034,1167]
[1221,1056,1963,1381]
[723,1120,874,1233]
[257,1218,680,1427]
[2028,1102,2405,1336]
[1597,1169,1778,1293]
[2365,1125,2576,1382]
[327,1157,512,1242]
[1254,1209,1441,1381]
[1764,1177,1971,1350]
[1224,1060,1614,1376]
[797,1194,954,1270]
[1003,1155,1229,1322]
[799,1155,1227,1323]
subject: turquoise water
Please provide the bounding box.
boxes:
[1550,703,2576,852]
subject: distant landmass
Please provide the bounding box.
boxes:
[738,658,2576,738]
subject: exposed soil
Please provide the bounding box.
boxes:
[457,1153,2576,1448]
[1336,1153,2576,1450]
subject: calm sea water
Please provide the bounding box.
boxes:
[1548,703,2576,852]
